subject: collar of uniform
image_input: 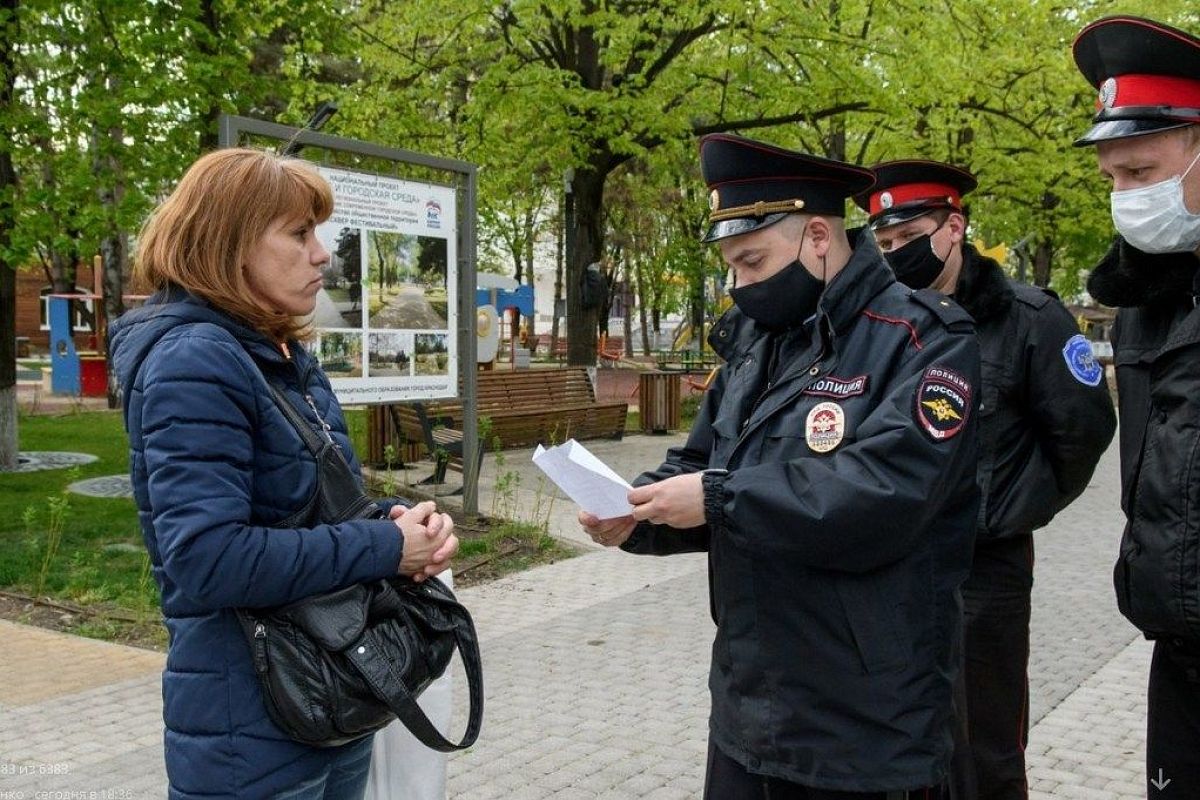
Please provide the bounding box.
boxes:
[707,228,894,360]
[815,226,897,337]
[954,244,1014,323]
[707,305,756,362]
[1086,236,1200,309]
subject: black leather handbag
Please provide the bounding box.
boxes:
[235,382,483,751]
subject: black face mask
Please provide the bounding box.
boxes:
[884,228,950,290]
[729,258,825,331]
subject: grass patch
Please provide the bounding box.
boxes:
[0,411,154,614]
[450,518,576,587]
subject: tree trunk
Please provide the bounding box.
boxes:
[1033,239,1053,288]
[94,72,128,408]
[0,256,15,468]
[550,200,564,355]
[0,0,19,470]
[522,208,535,337]
[566,167,604,366]
[198,0,221,151]
[35,134,80,297]
[824,115,847,161]
[635,258,651,356]
[100,234,126,407]
[597,260,614,338]
[688,274,704,352]
[622,262,633,356]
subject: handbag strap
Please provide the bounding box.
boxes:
[344,591,485,752]
[265,381,329,458]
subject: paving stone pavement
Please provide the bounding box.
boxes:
[0,433,1156,798]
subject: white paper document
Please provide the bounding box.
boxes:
[532,439,633,519]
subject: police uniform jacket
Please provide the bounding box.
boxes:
[623,230,981,791]
[955,244,1115,544]
[1088,238,1200,642]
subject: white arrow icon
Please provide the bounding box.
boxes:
[1151,768,1171,791]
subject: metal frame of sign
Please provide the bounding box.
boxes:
[218,114,481,514]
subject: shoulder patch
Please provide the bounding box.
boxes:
[910,289,975,330]
[1011,282,1056,310]
[915,366,972,442]
[1062,334,1103,387]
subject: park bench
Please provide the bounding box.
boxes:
[597,334,625,367]
[653,348,721,372]
[524,333,568,363]
[366,367,628,483]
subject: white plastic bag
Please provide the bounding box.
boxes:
[364,569,454,800]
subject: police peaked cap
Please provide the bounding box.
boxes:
[854,160,977,230]
[699,133,876,243]
[1073,15,1200,146]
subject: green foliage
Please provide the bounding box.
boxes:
[0,411,151,614]
[5,0,1200,312]
[3,0,353,278]
[339,0,1198,303]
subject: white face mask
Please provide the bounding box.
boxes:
[1110,147,1200,254]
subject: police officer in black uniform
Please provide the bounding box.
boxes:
[1073,15,1200,795]
[857,163,1117,800]
[580,133,982,799]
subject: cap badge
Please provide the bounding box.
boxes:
[880,191,894,209]
[1099,77,1117,109]
[709,189,720,211]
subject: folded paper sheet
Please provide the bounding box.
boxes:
[532,439,633,519]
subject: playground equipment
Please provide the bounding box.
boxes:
[475,273,534,366]
[48,294,106,396]
[46,256,148,396]
[476,304,500,363]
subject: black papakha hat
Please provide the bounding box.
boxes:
[699,133,875,243]
[853,160,977,230]
[1072,15,1200,146]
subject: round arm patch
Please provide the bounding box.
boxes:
[1062,334,1103,387]
[915,366,972,441]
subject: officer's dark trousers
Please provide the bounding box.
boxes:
[950,535,1034,800]
[704,739,944,800]
[1146,639,1200,797]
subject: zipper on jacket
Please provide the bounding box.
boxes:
[281,342,339,448]
[303,394,337,446]
[251,621,270,675]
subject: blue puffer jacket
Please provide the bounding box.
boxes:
[109,290,404,799]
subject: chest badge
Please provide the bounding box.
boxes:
[806,401,845,453]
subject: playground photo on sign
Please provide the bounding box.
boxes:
[311,166,458,403]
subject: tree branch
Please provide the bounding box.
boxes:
[960,101,1037,136]
[639,15,716,89]
[690,104,872,137]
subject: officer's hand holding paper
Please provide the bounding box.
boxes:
[532,439,633,519]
